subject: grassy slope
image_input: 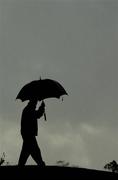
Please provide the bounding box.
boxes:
[0,166,118,179]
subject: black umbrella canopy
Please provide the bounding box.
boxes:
[16,79,68,102]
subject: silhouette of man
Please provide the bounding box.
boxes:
[18,99,45,166]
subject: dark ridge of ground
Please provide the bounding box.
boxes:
[0,166,118,179]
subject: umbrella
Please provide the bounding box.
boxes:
[16,78,68,101]
[16,78,68,120]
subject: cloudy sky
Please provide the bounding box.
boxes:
[0,0,118,170]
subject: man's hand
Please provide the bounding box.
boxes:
[37,101,46,120]
[41,101,47,121]
[41,101,45,108]
[39,101,45,115]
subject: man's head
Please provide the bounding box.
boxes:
[27,99,38,108]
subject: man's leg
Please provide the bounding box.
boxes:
[30,137,45,166]
[18,140,30,166]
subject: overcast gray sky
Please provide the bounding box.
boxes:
[0,0,118,170]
